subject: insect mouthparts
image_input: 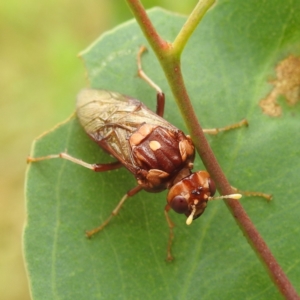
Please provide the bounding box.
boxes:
[186,205,197,225]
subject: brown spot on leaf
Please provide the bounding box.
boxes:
[260,55,300,117]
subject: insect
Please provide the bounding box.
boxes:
[28,46,249,261]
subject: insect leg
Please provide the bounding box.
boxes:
[164,204,175,261]
[85,185,143,238]
[137,46,165,117]
[203,118,248,135]
[155,92,165,117]
[27,153,123,172]
[231,186,272,201]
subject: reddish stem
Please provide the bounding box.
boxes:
[126,0,169,52]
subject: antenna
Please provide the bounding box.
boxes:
[208,194,242,201]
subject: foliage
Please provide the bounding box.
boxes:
[25,2,300,299]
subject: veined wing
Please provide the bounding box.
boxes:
[76,89,177,172]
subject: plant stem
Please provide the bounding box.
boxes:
[173,0,215,56]
[126,0,169,53]
[126,0,300,299]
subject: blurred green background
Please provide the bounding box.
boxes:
[0,0,196,299]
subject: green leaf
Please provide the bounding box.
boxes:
[24,4,300,299]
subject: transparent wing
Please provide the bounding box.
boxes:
[76,89,176,172]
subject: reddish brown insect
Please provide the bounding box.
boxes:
[28,46,247,261]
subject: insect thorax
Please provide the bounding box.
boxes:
[129,124,195,192]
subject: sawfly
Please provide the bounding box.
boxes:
[28,46,259,261]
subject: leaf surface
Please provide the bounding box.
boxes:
[25,4,300,299]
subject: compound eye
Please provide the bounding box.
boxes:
[208,178,216,196]
[170,195,189,214]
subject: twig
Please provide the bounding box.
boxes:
[173,0,215,56]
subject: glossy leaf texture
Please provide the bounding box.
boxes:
[24,3,300,300]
